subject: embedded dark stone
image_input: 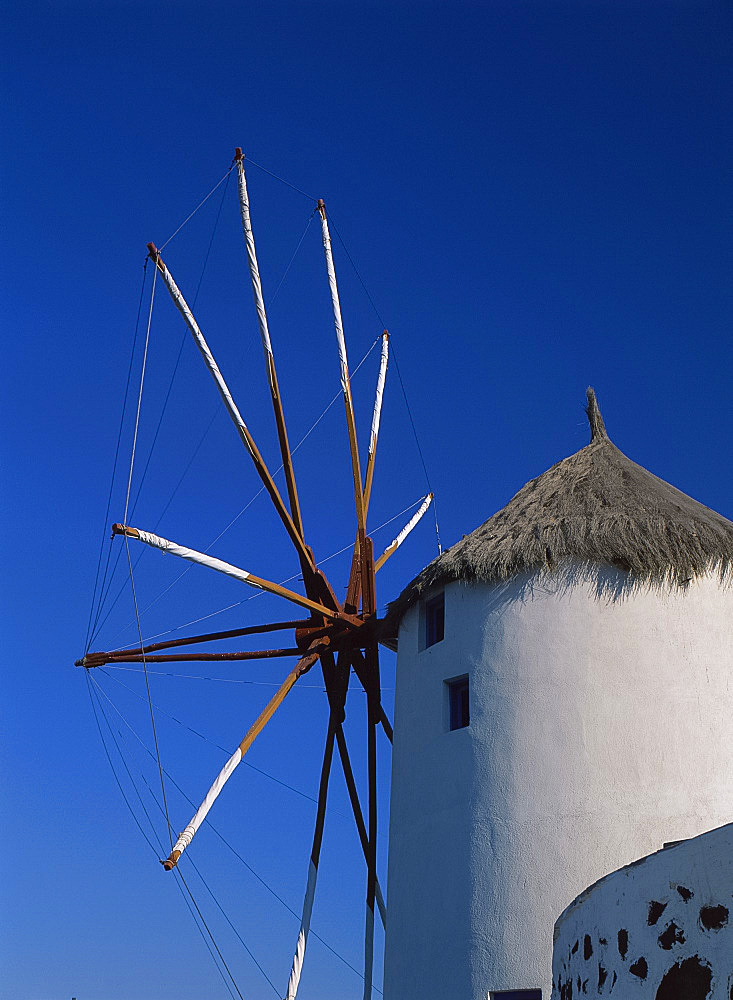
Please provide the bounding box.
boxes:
[572,938,579,954]
[699,903,728,930]
[617,929,628,959]
[648,900,667,925]
[584,934,593,960]
[610,971,617,992]
[658,921,685,950]
[677,885,693,901]
[630,957,648,979]
[655,956,713,1000]
[598,964,608,991]
[599,937,607,945]
[560,976,573,1000]
[581,979,588,994]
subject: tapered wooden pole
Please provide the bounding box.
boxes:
[235,149,306,544]
[363,330,389,515]
[83,648,302,665]
[111,524,360,627]
[146,242,316,577]
[335,725,387,927]
[375,493,434,572]
[317,201,367,550]
[79,619,310,667]
[162,638,327,870]
[285,646,350,999]
[363,641,380,999]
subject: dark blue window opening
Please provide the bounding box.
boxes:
[447,675,469,731]
[491,991,542,1000]
[425,592,444,647]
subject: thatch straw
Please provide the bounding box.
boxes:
[385,389,733,629]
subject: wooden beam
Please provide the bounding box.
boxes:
[112,524,361,627]
[146,242,316,577]
[163,637,328,870]
[235,150,306,545]
[317,201,367,541]
[83,648,301,666]
[78,619,309,666]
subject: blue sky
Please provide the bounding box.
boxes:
[2,2,731,998]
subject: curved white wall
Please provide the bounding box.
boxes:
[383,568,733,1000]
[552,822,733,999]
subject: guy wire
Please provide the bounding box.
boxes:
[85,262,148,652]
[86,672,239,998]
[124,534,174,850]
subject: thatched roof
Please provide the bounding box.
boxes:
[385,388,733,629]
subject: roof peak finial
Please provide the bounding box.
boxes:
[586,387,608,442]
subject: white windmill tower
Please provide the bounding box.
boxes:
[381,389,733,1000]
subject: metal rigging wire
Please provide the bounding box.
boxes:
[84,263,148,653]
[85,672,240,998]
[90,172,233,645]
[109,491,423,651]
[87,671,381,991]
[95,334,383,650]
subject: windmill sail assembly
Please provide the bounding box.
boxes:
[79,147,733,1000]
[78,147,432,999]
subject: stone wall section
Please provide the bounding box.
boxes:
[552,823,733,999]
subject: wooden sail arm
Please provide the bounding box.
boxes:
[342,331,389,607]
[363,330,389,515]
[111,524,361,628]
[317,200,366,540]
[362,641,380,1000]
[349,648,393,743]
[146,242,316,577]
[374,493,434,572]
[163,637,328,870]
[334,724,387,927]
[80,647,302,667]
[234,149,306,545]
[79,619,310,666]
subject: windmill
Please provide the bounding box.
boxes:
[77,148,433,999]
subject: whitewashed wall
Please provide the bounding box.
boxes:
[383,568,733,1000]
[552,822,733,999]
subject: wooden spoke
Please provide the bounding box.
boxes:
[235,149,306,545]
[363,641,381,999]
[317,200,366,541]
[285,645,352,999]
[112,524,361,627]
[78,619,309,666]
[363,330,389,516]
[374,493,434,572]
[335,725,387,927]
[146,242,316,576]
[378,707,393,744]
[83,648,302,666]
[163,637,327,870]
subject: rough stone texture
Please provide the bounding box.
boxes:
[552,823,733,998]
[383,569,733,1000]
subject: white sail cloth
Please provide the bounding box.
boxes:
[285,858,318,1000]
[319,207,350,394]
[132,528,257,589]
[171,746,243,859]
[376,493,434,570]
[369,332,389,458]
[152,254,258,463]
[236,158,273,358]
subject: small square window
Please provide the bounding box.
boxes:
[425,592,444,647]
[446,674,469,730]
[490,992,542,1000]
